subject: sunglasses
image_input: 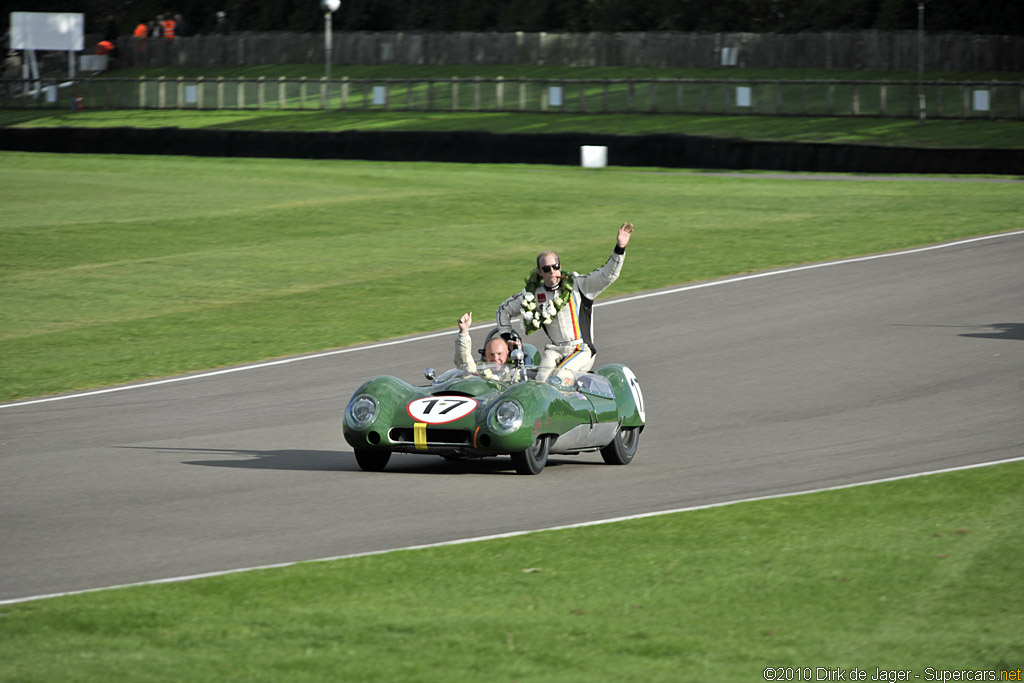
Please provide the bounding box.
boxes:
[541,263,561,273]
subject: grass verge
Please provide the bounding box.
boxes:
[3,65,1022,148]
[2,151,1023,401]
[1,459,1021,681]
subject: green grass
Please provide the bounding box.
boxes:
[4,109,1023,148]
[2,460,1021,681]
[2,151,1023,402]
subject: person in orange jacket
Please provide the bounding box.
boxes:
[160,15,176,39]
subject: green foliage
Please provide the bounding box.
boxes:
[1,460,1021,680]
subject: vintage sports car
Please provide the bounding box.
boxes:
[342,340,645,475]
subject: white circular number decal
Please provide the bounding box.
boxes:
[407,396,478,424]
[621,367,645,422]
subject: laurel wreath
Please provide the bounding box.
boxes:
[520,270,576,334]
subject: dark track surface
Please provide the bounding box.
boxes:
[2,232,1022,603]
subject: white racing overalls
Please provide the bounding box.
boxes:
[496,245,625,381]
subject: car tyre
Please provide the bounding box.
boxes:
[511,436,550,475]
[354,448,391,472]
[600,426,639,465]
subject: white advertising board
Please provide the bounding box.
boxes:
[10,12,85,51]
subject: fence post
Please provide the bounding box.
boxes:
[473,76,480,111]
[428,78,434,111]
[342,76,349,110]
[451,76,458,111]
[217,76,224,110]
[320,77,327,110]
[519,77,525,112]
[578,79,585,113]
[278,76,286,110]
[776,80,782,114]
[989,79,996,120]
[879,81,887,117]
[158,75,166,109]
[197,76,204,110]
[238,77,245,109]
[300,76,306,110]
[496,75,503,111]
[259,76,265,110]
[176,76,183,110]
[852,82,859,116]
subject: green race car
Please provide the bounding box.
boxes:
[343,341,645,475]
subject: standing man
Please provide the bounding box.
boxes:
[497,222,633,381]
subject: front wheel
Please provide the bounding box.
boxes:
[511,436,550,475]
[354,449,391,472]
[600,427,639,465]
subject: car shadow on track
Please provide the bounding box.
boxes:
[121,446,599,475]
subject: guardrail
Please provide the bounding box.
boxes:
[3,76,1022,120]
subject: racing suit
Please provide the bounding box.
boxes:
[496,245,625,381]
[454,332,519,381]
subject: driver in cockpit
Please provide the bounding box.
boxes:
[455,312,518,380]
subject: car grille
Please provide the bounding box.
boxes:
[388,427,472,446]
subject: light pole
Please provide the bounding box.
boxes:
[321,0,341,80]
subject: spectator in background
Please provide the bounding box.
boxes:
[160,14,177,39]
[174,14,187,37]
[133,20,148,39]
[215,11,228,35]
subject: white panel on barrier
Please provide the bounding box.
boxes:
[79,55,108,72]
[549,86,563,107]
[972,90,990,112]
[735,86,752,107]
[372,86,387,105]
[580,145,607,168]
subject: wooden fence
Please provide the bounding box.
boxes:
[106,31,1024,72]
[5,75,1022,120]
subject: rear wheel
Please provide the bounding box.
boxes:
[511,436,550,475]
[354,448,391,472]
[600,427,639,465]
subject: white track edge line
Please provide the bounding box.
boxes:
[4,228,1022,410]
[2,454,1022,606]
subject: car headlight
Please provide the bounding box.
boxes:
[491,400,523,433]
[346,394,379,428]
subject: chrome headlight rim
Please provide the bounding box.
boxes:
[346,394,379,428]
[490,399,524,433]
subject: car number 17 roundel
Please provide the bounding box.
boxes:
[407,396,479,424]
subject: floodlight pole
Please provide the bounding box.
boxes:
[321,0,341,80]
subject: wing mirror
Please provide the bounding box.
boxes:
[424,368,436,381]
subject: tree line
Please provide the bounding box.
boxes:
[4,0,1021,38]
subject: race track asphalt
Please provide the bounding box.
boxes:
[1,231,1022,603]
